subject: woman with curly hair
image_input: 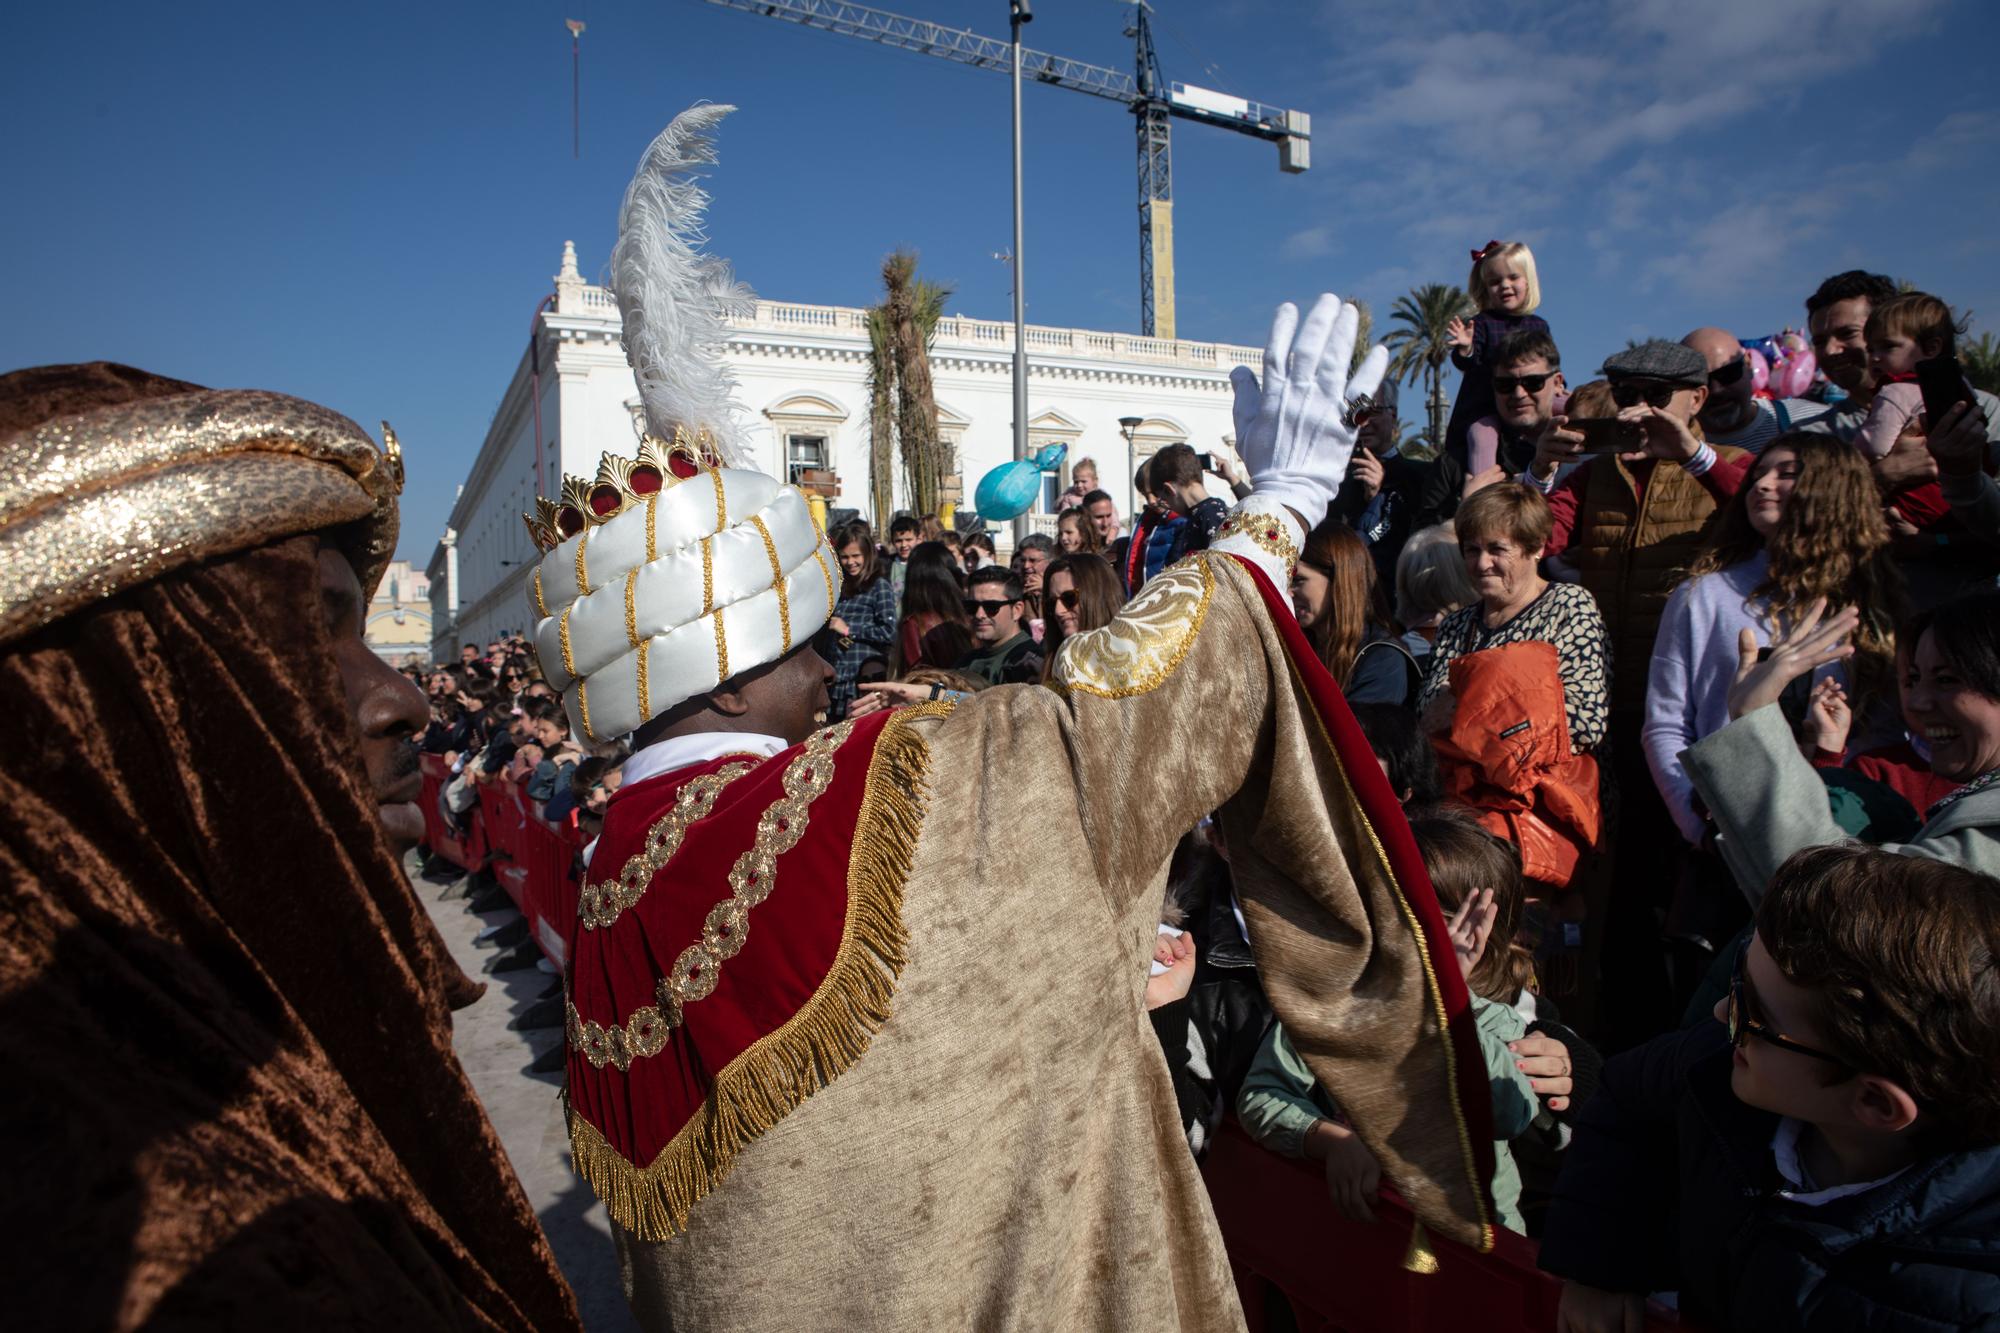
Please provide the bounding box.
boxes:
[1642,432,1906,844]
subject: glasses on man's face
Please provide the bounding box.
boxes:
[1726,952,1849,1067]
[1709,355,1748,388]
[1610,379,1680,410]
[963,597,1018,618]
[1492,371,1555,396]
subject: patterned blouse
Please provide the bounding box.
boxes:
[1416,581,1611,751]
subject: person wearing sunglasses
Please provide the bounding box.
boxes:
[1683,325,1830,456]
[1542,844,2000,1333]
[1415,330,1568,536]
[953,565,1044,686]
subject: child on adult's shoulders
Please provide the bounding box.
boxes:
[1445,239,1554,471]
[1541,845,2000,1332]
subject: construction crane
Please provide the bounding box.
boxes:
[703,0,1310,340]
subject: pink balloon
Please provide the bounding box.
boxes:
[1787,347,1817,394]
[1746,347,1770,396]
[1772,351,1814,399]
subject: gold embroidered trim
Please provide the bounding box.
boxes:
[1051,557,1213,699]
[813,542,836,621]
[712,605,730,683]
[570,724,851,1068]
[577,678,595,743]
[579,762,759,931]
[1278,643,1495,1253]
[558,605,577,678]
[637,641,651,724]
[645,493,658,562]
[700,536,715,614]
[624,569,642,649]
[575,528,591,597]
[566,701,946,1240]
[532,566,548,619]
[750,514,791,652]
[711,469,727,536]
[1217,510,1301,570]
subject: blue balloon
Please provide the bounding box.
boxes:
[972,443,1069,522]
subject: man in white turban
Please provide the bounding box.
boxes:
[545,106,1499,1332]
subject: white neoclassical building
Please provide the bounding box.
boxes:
[429,242,1259,660]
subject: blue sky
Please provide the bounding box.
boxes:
[6,0,1997,563]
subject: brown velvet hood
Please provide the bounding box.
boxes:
[0,364,581,1329]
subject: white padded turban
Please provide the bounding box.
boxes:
[528,464,837,743]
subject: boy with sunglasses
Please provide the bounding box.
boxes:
[1541,845,2000,1332]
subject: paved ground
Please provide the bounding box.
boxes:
[413,855,640,1333]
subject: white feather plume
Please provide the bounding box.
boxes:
[610,103,756,466]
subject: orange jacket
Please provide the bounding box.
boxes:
[1432,640,1603,889]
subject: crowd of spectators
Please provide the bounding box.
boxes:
[412,261,2000,1331]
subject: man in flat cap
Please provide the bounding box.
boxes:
[554,106,1502,1333]
[1520,337,1755,1038]
[0,362,581,1330]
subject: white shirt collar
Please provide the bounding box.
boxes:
[1771,1117,1909,1206]
[620,730,788,791]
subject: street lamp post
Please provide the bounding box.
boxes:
[1118,415,1143,519]
[1009,0,1032,546]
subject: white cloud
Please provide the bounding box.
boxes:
[1282,225,1337,259]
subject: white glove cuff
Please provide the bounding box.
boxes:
[1209,494,1306,606]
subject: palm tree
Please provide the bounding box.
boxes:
[1383,284,1475,449]
[865,307,897,524]
[1349,298,1373,375]
[871,251,955,519]
[1963,330,2000,396]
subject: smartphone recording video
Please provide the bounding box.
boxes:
[1571,417,1642,454]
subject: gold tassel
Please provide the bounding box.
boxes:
[567,701,951,1240]
[1403,1220,1441,1275]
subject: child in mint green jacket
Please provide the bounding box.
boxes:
[1238,809,1540,1232]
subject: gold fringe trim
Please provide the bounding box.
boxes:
[567,700,952,1241]
[532,566,548,619]
[577,678,595,743]
[645,493,659,562]
[575,527,591,597]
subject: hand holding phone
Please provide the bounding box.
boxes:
[1916,355,1975,431]
[1571,416,1643,453]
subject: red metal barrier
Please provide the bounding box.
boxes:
[1201,1118,1686,1332]
[419,758,585,972]
[418,754,485,872]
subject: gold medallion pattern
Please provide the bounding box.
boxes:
[578,760,760,931]
[569,721,854,1072]
[1053,557,1214,699]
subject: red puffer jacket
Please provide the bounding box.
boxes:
[1432,640,1602,888]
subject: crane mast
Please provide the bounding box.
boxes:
[703,0,1308,339]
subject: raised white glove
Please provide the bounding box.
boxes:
[1228,294,1389,530]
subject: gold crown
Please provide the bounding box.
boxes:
[521,425,724,552]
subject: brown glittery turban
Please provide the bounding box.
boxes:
[0,362,402,648]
